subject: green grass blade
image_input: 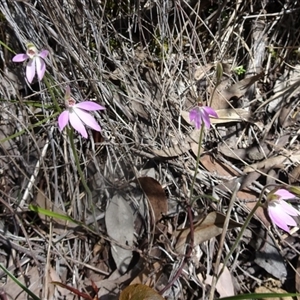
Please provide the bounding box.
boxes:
[220,292,300,300]
[0,264,41,300]
[29,204,79,224]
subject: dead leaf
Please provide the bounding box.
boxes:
[119,284,164,300]
[3,266,42,299]
[212,108,251,123]
[289,165,300,184]
[209,73,263,109]
[203,263,235,297]
[151,144,190,157]
[244,201,270,229]
[225,73,263,98]
[243,153,300,173]
[105,193,136,274]
[237,189,257,201]
[130,262,162,287]
[200,153,239,177]
[175,211,242,254]
[253,228,287,279]
[138,177,168,223]
[240,171,263,190]
[190,142,204,157]
[255,286,292,300]
[52,281,94,299]
[49,267,72,298]
[194,64,214,80]
[209,78,232,109]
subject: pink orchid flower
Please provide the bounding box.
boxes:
[189,104,218,129]
[12,43,48,83]
[58,86,105,138]
[267,189,300,232]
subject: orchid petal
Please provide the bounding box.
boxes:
[12,53,29,62]
[189,108,202,129]
[36,57,46,81]
[74,108,101,131]
[204,106,218,118]
[75,101,105,111]
[58,111,69,131]
[39,50,49,59]
[26,59,36,83]
[268,205,294,232]
[202,111,212,129]
[275,189,296,200]
[278,200,300,216]
[69,111,88,138]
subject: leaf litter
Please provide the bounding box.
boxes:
[1,1,300,299]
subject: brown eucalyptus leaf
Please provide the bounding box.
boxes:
[210,73,263,109]
[138,177,168,222]
[212,108,251,123]
[191,142,204,157]
[200,153,239,177]
[175,212,242,254]
[243,155,288,173]
[224,73,263,98]
[119,284,164,300]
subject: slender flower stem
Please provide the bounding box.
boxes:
[189,123,204,204]
[159,124,204,295]
[68,128,99,232]
[43,76,61,112]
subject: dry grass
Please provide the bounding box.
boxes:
[1,0,300,299]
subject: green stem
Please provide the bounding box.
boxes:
[43,76,61,112]
[68,128,99,232]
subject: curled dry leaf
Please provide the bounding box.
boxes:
[119,284,164,300]
[210,72,263,109]
[175,211,242,254]
[138,177,168,223]
[105,193,136,274]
